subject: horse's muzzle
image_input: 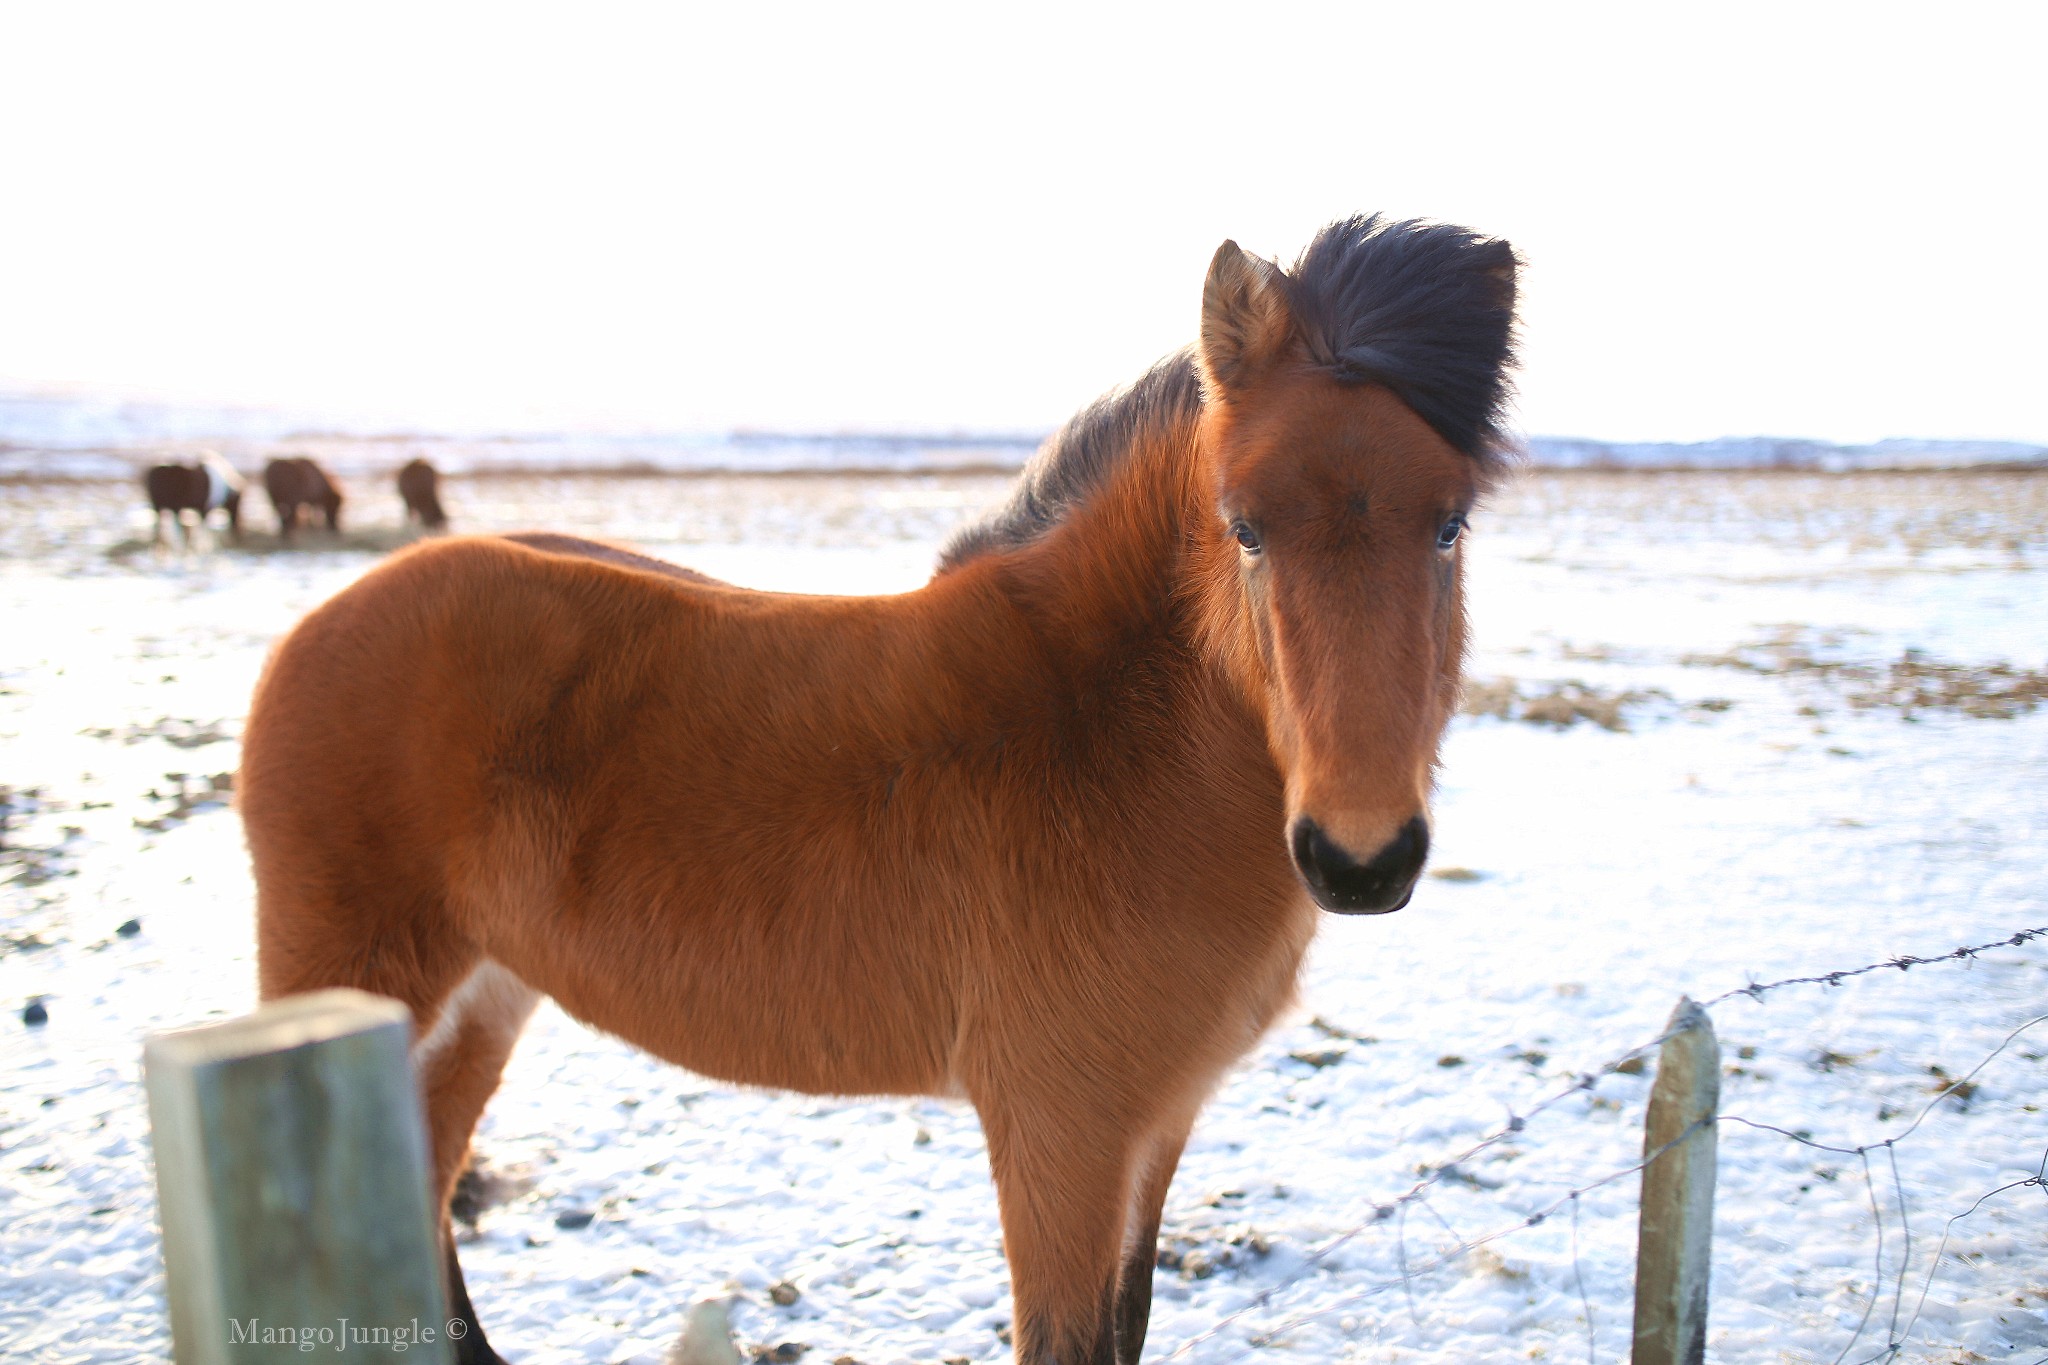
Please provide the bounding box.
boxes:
[1290,815,1429,914]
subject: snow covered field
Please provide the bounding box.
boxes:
[2,468,2045,1363]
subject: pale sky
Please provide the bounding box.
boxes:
[2,2,2044,443]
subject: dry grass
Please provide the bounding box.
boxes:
[1461,677,1670,732]
[105,525,433,560]
[1687,628,2048,719]
[1850,653,2048,719]
[1482,468,2048,564]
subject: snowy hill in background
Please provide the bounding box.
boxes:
[1,388,2042,478]
[1525,434,2048,471]
[0,391,315,450]
[0,392,1041,480]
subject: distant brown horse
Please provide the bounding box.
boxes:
[398,457,449,530]
[263,456,344,539]
[240,215,1518,1365]
[143,453,243,546]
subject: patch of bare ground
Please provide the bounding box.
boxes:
[131,771,234,833]
[1155,1225,1272,1279]
[1,786,82,889]
[79,717,234,748]
[1686,628,2048,719]
[448,1157,538,1235]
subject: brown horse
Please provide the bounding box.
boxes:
[399,457,450,530]
[263,456,344,539]
[240,215,1517,1365]
[143,453,243,545]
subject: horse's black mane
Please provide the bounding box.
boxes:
[1287,214,1518,465]
[939,354,1204,572]
[940,214,1516,571]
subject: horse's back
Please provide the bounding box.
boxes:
[243,535,769,915]
[264,456,340,503]
[497,531,730,586]
[245,534,696,778]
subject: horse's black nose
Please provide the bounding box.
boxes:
[1290,816,1430,914]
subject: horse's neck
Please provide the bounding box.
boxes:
[970,422,1250,741]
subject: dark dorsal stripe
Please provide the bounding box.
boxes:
[939,215,1516,571]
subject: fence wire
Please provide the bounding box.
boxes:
[1160,925,2048,1364]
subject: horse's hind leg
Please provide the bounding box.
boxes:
[413,962,541,1210]
[413,962,539,1365]
[256,892,536,1363]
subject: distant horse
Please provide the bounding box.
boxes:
[143,453,243,546]
[398,457,449,530]
[241,215,1518,1365]
[263,457,344,539]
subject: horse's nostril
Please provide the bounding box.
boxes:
[1290,816,1430,915]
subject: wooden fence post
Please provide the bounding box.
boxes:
[1630,996,1720,1365]
[144,988,453,1364]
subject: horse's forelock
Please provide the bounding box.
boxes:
[1283,215,1520,473]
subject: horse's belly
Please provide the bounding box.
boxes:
[480,902,958,1101]
[606,1004,948,1099]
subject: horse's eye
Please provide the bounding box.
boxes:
[1437,515,1466,550]
[1231,521,1262,554]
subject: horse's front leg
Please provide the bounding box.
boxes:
[980,1096,1137,1365]
[1113,1120,1194,1365]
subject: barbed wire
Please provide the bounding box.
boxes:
[1168,1114,1715,1364]
[1720,1008,2048,1365]
[1160,926,2048,1364]
[1179,1076,2043,1365]
[1698,927,2048,1009]
[1860,1156,2048,1365]
[1568,1191,1594,1363]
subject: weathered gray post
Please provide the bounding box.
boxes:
[1630,997,1720,1365]
[144,988,453,1364]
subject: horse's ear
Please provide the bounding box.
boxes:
[1199,241,1294,399]
[1473,237,1520,313]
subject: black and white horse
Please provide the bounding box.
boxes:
[143,453,244,546]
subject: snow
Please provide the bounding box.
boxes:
[2,469,2045,1364]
